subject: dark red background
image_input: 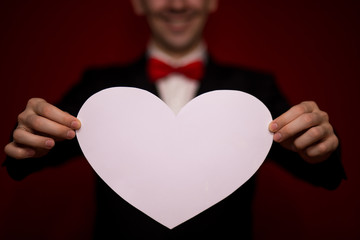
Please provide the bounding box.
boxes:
[0,1,359,239]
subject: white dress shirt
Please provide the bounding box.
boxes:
[147,42,206,114]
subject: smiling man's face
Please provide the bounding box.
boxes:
[132,0,217,57]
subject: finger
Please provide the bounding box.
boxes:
[269,101,318,132]
[23,114,77,140]
[304,134,339,158]
[27,98,81,130]
[4,142,36,159]
[292,124,332,151]
[273,112,323,142]
[13,127,55,149]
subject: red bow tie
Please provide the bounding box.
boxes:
[148,58,204,83]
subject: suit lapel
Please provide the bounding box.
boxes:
[129,54,159,97]
[196,56,223,97]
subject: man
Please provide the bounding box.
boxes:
[4,0,344,239]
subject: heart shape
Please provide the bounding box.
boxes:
[76,87,273,229]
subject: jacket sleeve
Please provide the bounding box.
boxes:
[268,140,345,190]
[262,74,346,190]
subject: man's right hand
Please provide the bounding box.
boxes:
[4,98,81,159]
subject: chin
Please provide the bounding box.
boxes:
[165,34,199,52]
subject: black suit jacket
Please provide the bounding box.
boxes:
[4,55,345,239]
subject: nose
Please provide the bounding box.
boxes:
[168,0,187,11]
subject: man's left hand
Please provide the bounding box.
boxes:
[269,101,339,164]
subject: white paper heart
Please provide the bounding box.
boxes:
[76,87,273,229]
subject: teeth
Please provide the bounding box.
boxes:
[168,20,187,26]
[172,22,185,26]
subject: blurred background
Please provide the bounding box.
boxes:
[0,0,359,239]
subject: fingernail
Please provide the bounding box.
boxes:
[67,130,76,139]
[70,120,80,129]
[45,139,55,148]
[274,132,282,142]
[269,122,278,132]
[26,149,36,157]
